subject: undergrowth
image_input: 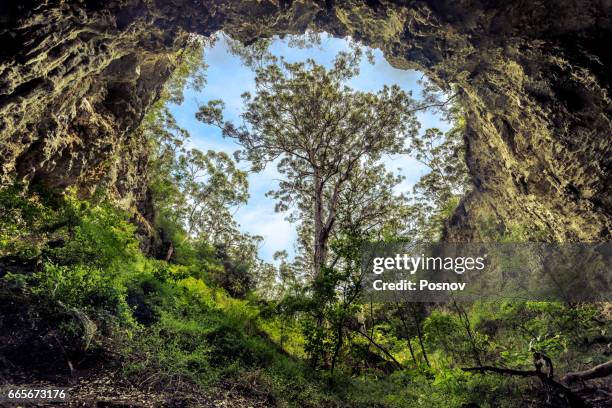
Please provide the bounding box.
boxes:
[0,184,607,407]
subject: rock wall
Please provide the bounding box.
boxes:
[1,0,610,242]
[1,1,186,206]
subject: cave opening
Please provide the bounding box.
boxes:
[0,2,610,406]
[2,1,608,242]
[151,30,468,263]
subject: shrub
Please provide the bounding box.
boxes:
[32,263,130,318]
[0,183,52,258]
[45,195,141,271]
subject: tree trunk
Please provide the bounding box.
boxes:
[330,319,343,375]
[395,303,419,367]
[453,301,482,366]
[462,366,590,408]
[410,304,431,368]
[562,360,612,384]
[313,172,325,278]
[349,326,403,370]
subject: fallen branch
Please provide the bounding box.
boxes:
[562,360,612,384]
[462,366,539,377]
[461,366,590,408]
[345,326,403,370]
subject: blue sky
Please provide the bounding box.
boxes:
[167,33,450,263]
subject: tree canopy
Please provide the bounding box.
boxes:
[197,51,420,278]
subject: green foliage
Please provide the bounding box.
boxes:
[0,182,53,257]
[125,315,217,386]
[197,50,416,279]
[122,272,323,402]
[2,37,609,408]
[32,263,131,320]
[140,58,272,297]
[206,244,254,298]
[1,147,606,408]
[173,149,249,243]
[46,193,141,270]
[5,192,144,327]
[163,35,210,105]
[407,103,470,242]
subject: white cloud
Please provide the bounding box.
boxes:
[235,204,297,262]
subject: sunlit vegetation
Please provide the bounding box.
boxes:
[0,34,609,407]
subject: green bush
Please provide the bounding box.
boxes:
[32,263,131,320]
[0,183,53,258]
[45,194,141,271]
[123,313,218,388]
[3,184,603,408]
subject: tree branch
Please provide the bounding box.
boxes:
[462,366,591,408]
[346,326,403,370]
[562,360,612,384]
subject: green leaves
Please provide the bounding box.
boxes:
[47,193,140,271]
[146,98,250,248]
[195,99,225,125]
[196,50,419,281]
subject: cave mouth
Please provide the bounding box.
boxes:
[0,2,610,406]
[2,1,609,243]
[157,30,466,262]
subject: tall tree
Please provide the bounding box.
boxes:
[175,149,249,243]
[408,104,471,241]
[197,51,420,278]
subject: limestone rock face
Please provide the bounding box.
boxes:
[1,1,184,199]
[1,0,610,242]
